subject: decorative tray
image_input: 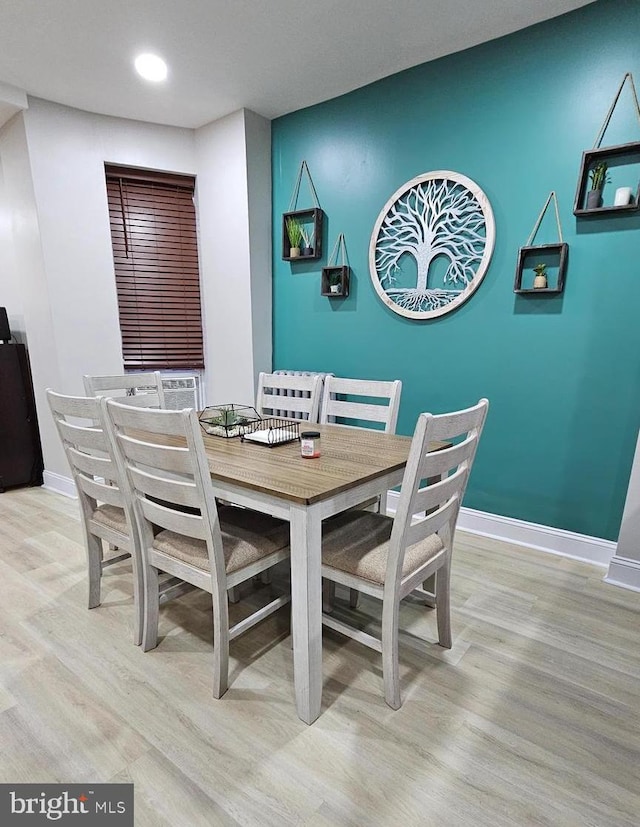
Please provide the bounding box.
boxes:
[199,404,261,438]
[240,417,300,448]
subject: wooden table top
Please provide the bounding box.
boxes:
[201,422,415,505]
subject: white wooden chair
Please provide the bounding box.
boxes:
[103,398,291,699]
[256,372,323,423]
[320,398,488,709]
[83,371,166,408]
[320,376,402,434]
[320,375,402,609]
[46,389,145,644]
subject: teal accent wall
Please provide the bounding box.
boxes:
[271,0,640,541]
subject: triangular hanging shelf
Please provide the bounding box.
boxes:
[514,191,568,295]
[573,72,640,216]
[282,160,325,261]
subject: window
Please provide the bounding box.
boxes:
[105,164,204,370]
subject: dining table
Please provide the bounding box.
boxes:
[199,420,435,724]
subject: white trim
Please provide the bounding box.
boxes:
[43,470,77,499]
[605,556,640,593]
[40,477,622,579]
[386,491,615,568]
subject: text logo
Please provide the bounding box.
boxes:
[1,785,133,825]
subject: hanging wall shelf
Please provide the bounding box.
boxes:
[514,191,568,295]
[321,233,350,297]
[282,161,324,261]
[573,73,640,217]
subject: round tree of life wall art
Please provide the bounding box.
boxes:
[369,171,495,319]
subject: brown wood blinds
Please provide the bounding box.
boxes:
[105,165,204,370]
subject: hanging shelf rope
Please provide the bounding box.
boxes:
[526,191,564,246]
[593,71,640,148]
[327,232,348,267]
[287,160,321,211]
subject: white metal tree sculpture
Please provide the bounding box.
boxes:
[369,171,495,319]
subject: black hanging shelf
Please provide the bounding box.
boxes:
[282,207,324,261]
[514,243,568,295]
[282,161,324,261]
[514,191,568,295]
[573,73,640,217]
[321,233,350,297]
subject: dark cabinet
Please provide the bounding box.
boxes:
[0,344,44,491]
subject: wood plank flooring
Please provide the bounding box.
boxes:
[0,486,639,826]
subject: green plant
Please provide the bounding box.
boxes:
[207,406,242,428]
[285,217,303,248]
[326,269,342,288]
[589,161,609,192]
[533,263,547,277]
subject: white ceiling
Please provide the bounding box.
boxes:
[0,0,595,129]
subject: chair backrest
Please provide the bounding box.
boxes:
[386,399,489,589]
[83,372,165,409]
[103,399,226,584]
[320,376,402,433]
[46,389,127,524]
[256,372,323,422]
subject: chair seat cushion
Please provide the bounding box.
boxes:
[91,504,128,533]
[152,505,289,574]
[322,511,444,585]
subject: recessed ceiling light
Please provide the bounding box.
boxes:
[134,53,168,83]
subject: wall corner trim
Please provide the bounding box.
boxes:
[604,555,640,593]
[43,470,77,499]
[386,492,615,568]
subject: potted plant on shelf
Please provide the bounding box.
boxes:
[533,263,548,289]
[300,225,315,257]
[285,217,303,258]
[329,271,342,294]
[586,161,609,209]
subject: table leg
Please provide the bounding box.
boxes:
[290,503,323,724]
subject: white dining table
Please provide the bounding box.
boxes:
[199,421,417,724]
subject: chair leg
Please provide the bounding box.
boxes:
[86,533,103,610]
[381,596,401,710]
[212,590,230,699]
[130,549,144,647]
[435,560,452,649]
[322,579,336,613]
[142,566,160,652]
[349,588,360,609]
[228,585,240,603]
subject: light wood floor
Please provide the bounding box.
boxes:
[1,487,639,826]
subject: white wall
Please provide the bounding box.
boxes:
[2,97,272,484]
[0,111,66,474]
[606,430,640,591]
[245,109,273,385]
[195,109,272,406]
[24,98,197,398]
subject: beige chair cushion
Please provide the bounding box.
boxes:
[91,504,127,534]
[152,505,289,574]
[322,511,443,585]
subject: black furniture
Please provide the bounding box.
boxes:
[0,344,44,491]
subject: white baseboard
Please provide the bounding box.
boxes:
[40,475,622,582]
[604,556,640,592]
[386,492,615,568]
[43,470,77,499]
